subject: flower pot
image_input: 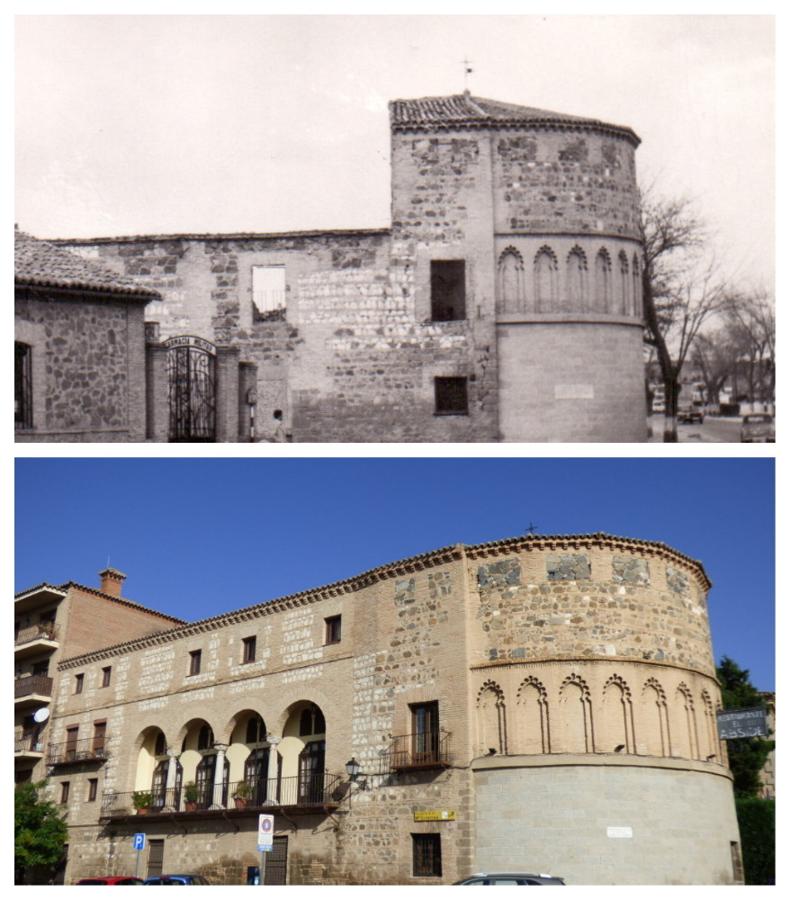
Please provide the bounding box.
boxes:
[185,801,198,812]
[234,797,248,810]
[136,808,149,816]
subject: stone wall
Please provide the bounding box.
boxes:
[14,290,147,442]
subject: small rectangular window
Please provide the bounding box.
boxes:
[242,636,256,664]
[188,650,201,676]
[430,260,466,321]
[325,615,342,645]
[434,377,468,415]
[87,778,98,802]
[15,342,33,429]
[74,673,84,694]
[60,782,70,804]
[101,666,112,687]
[93,721,107,753]
[412,833,442,877]
[252,265,286,320]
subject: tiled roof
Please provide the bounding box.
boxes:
[390,93,640,145]
[54,228,391,246]
[14,229,161,300]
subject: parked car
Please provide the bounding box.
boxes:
[678,402,705,424]
[455,873,565,885]
[76,876,144,885]
[143,874,211,885]
[740,413,775,443]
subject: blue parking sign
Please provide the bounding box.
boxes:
[133,833,146,852]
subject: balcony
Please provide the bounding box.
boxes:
[101,774,343,821]
[15,735,45,760]
[48,737,109,767]
[387,732,452,772]
[15,623,59,659]
[14,674,53,707]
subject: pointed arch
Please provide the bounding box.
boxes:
[638,677,669,757]
[631,252,642,317]
[670,682,699,759]
[565,246,588,311]
[594,248,612,314]
[497,246,526,314]
[617,250,630,315]
[477,680,508,756]
[516,676,550,754]
[556,673,594,753]
[700,689,720,763]
[534,246,558,312]
[600,674,635,753]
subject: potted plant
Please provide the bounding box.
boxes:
[132,791,152,815]
[233,781,252,810]
[183,781,199,812]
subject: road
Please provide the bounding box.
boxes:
[647,415,744,443]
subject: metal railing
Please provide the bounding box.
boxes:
[14,674,53,699]
[101,774,342,817]
[387,732,452,770]
[15,622,59,646]
[15,735,45,754]
[48,736,109,766]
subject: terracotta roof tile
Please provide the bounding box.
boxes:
[14,229,161,300]
[390,93,640,145]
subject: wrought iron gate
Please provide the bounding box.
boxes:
[165,336,216,442]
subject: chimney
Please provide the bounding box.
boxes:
[99,567,127,598]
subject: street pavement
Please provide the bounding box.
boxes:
[647,415,743,443]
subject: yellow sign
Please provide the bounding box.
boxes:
[414,810,456,822]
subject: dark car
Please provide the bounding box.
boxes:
[76,876,144,885]
[740,413,775,443]
[678,403,704,424]
[143,874,210,885]
[455,873,565,885]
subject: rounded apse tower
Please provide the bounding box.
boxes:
[390,95,647,442]
[467,533,741,884]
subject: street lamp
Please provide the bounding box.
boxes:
[345,757,368,791]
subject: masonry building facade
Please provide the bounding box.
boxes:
[33,93,648,443]
[15,534,743,884]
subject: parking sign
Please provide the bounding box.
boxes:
[257,814,274,852]
[133,833,146,852]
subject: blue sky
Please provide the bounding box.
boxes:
[14,457,774,690]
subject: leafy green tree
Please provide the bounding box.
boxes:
[15,781,68,884]
[716,656,773,797]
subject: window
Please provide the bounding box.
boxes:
[60,782,70,804]
[252,265,286,320]
[245,714,267,745]
[412,834,442,877]
[93,721,107,753]
[197,725,214,751]
[33,660,49,676]
[65,726,79,760]
[101,666,112,687]
[324,615,342,645]
[430,260,466,321]
[298,704,326,737]
[411,701,440,764]
[188,650,201,676]
[87,778,98,802]
[242,636,256,664]
[434,377,468,416]
[15,342,33,428]
[74,673,84,694]
[154,731,167,757]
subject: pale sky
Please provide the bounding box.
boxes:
[15,13,775,290]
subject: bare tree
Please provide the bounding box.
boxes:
[640,192,729,442]
[722,290,775,405]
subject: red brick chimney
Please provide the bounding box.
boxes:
[99,567,126,598]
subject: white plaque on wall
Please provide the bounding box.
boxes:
[606,826,633,839]
[554,384,595,400]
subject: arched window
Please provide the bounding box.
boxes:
[154,731,167,757]
[497,247,525,314]
[632,253,642,317]
[197,725,214,751]
[565,247,588,310]
[244,747,271,805]
[299,705,326,737]
[618,251,630,315]
[477,681,507,756]
[594,249,611,313]
[534,247,558,312]
[245,715,267,745]
[196,753,229,808]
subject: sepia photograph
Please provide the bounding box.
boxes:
[14,14,774,443]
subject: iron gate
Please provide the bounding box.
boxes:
[165,336,216,442]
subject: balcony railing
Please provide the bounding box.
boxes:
[48,737,109,766]
[387,731,452,771]
[101,774,342,818]
[15,622,59,646]
[14,674,53,700]
[15,735,45,754]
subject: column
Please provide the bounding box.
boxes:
[164,749,179,811]
[266,736,280,804]
[211,743,228,809]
